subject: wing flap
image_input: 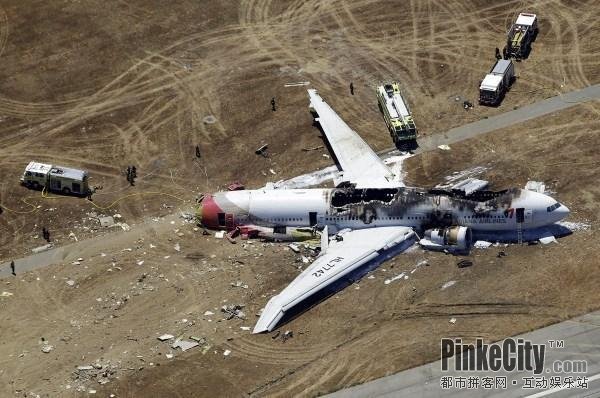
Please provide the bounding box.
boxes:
[253,226,416,333]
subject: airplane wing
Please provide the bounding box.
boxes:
[253,226,416,333]
[308,89,401,188]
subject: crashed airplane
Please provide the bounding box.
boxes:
[199,89,570,333]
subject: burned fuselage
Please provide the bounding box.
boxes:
[200,184,567,240]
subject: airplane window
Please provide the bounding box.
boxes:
[547,202,561,212]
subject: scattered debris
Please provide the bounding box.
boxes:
[269,168,277,175]
[32,244,53,254]
[442,280,457,290]
[384,272,406,285]
[282,330,293,342]
[438,144,451,151]
[240,326,251,331]
[524,181,546,193]
[473,240,493,249]
[157,334,174,341]
[539,236,557,245]
[227,182,245,191]
[174,243,181,252]
[68,231,78,241]
[497,251,507,258]
[230,281,248,289]
[171,340,199,352]
[284,81,310,87]
[301,145,324,152]
[66,280,75,287]
[463,100,474,109]
[41,344,54,353]
[457,260,473,268]
[203,311,214,316]
[1,291,14,297]
[557,221,591,232]
[288,243,300,253]
[165,353,174,359]
[449,317,457,324]
[255,144,269,157]
[214,231,225,239]
[271,330,281,339]
[223,349,231,356]
[98,216,115,228]
[221,304,246,320]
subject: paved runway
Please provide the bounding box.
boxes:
[327,311,600,398]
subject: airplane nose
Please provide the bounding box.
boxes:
[557,203,570,220]
[199,194,222,228]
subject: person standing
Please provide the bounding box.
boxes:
[350,82,354,95]
[10,260,15,276]
[271,97,276,112]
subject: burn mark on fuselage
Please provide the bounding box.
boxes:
[327,187,521,229]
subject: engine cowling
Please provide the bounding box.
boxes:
[419,226,472,253]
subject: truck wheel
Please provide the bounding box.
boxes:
[31,181,40,190]
[62,187,71,195]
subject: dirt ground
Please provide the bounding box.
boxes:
[0,1,599,397]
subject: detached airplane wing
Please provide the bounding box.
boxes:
[254,226,416,333]
[308,89,401,188]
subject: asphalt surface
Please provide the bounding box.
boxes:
[413,83,600,153]
[326,311,600,398]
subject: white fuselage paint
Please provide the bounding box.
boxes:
[208,186,569,236]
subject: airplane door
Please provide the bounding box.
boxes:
[524,209,533,224]
[309,212,317,227]
[515,208,532,225]
[515,208,525,223]
[225,213,234,230]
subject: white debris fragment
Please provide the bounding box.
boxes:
[118,223,131,231]
[66,280,75,287]
[32,244,53,254]
[165,353,174,359]
[288,243,300,253]
[441,280,457,290]
[41,344,54,353]
[98,216,115,227]
[223,349,231,356]
[171,340,199,351]
[240,326,251,331]
[438,144,451,151]
[384,273,406,285]
[136,260,145,266]
[539,236,557,245]
[269,169,277,175]
[524,181,546,193]
[474,240,493,249]
[68,232,78,241]
[71,261,81,266]
[215,231,225,239]
[157,334,174,341]
[301,256,310,264]
[449,317,457,324]
[149,244,156,249]
[174,243,181,252]
[557,221,591,232]
[203,311,214,316]
[1,291,14,297]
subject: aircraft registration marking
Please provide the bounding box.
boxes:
[312,256,344,278]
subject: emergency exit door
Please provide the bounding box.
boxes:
[515,208,533,224]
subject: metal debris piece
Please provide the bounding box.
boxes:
[255,144,269,157]
[157,334,174,341]
[171,340,199,352]
[301,145,324,152]
[457,260,473,268]
[98,216,115,227]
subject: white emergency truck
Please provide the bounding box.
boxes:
[20,161,89,195]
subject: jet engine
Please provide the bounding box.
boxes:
[419,226,472,253]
